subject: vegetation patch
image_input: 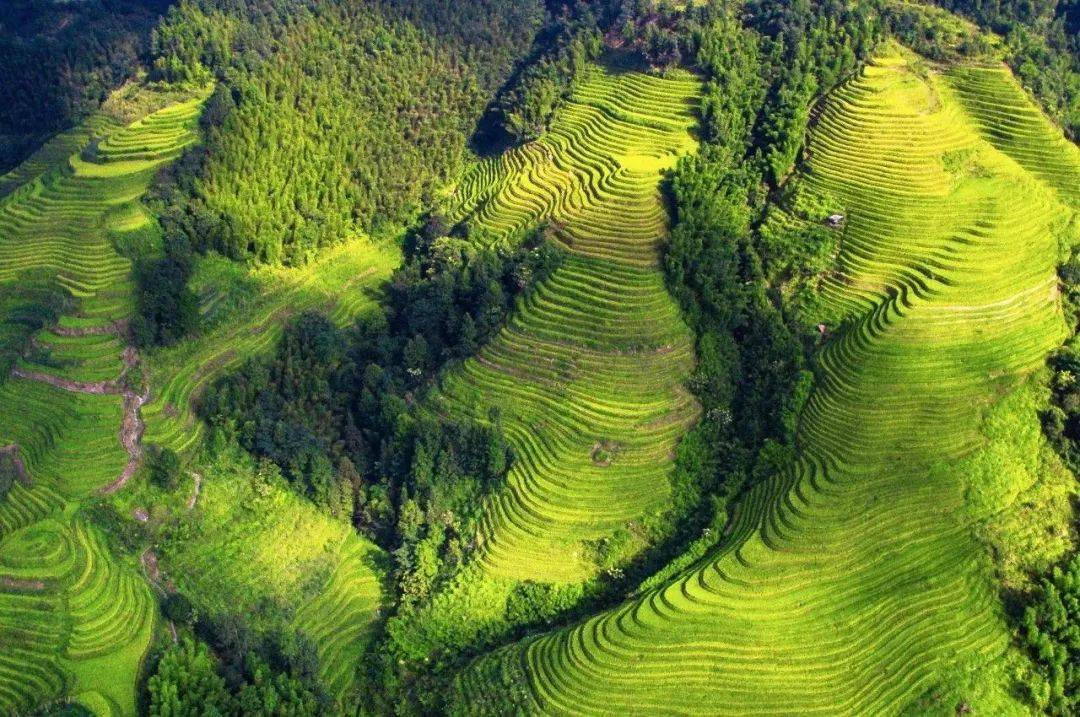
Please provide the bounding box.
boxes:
[589,440,620,467]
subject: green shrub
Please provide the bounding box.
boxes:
[147,445,184,491]
[163,593,197,625]
[1017,554,1080,714]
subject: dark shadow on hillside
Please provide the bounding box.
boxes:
[597,47,652,74]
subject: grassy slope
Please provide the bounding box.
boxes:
[454,46,1080,715]
[139,236,399,456]
[390,63,704,654]
[444,64,702,580]
[0,86,397,712]
[145,452,386,708]
[0,96,208,716]
[0,515,155,716]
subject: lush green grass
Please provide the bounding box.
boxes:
[454,46,1080,714]
[153,451,385,709]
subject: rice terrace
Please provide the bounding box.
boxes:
[0,0,1079,715]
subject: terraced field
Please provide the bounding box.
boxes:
[140,237,398,456]
[157,457,388,710]
[0,116,119,199]
[0,516,154,715]
[0,91,207,715]
[0,87,395,712]
[293,535,384,702]
[455,48,1080,714]
[0,94,208,541]
[435,64,702,583]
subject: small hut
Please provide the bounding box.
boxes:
[827,213,845,228]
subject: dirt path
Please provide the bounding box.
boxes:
[186,472,202,510]
[0,575,46,591]
[141,548,178,643]
[12,345,148,495]
[140,549,164,592]
[102,347,148,494]
[11,367,120,395]
[0,444,30,485]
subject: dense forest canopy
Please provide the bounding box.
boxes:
[149,0,546,265]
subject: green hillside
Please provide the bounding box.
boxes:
[379,60,707,661]
[1,0,1080,714]
[442,64,702,581]
[0,92,207,539]
[0,83,395,713]
[0,90,204,715]
[455,46,1080,714]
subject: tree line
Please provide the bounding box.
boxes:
[147,0,544,266]
[0,0,169,174]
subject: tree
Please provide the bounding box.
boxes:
[163,592,197,625]
[644,26,682,69]
[1017,554,1080,714]
[147,638,230,717]
[148,445,184,491]
[234,658,320,716]
[132,247,199,348]
[505,76,560,142]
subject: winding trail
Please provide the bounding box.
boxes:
[12,344,148,494]
[186,472,202,510]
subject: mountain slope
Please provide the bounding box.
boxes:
[381,63,708,660]
[0,85,395,712]
[454,46,1080,715]
[0,92,207,538]
[439,64,703,582]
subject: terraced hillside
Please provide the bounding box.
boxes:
[140,237,399,457]
[435,64,702,583]
[155,457,388,710]
[0,516,154,716]
[0,88,395,712]
[456,47,1080,714]
[0,92,207,716]
[293,534,384,701]
[0,94,208,540]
